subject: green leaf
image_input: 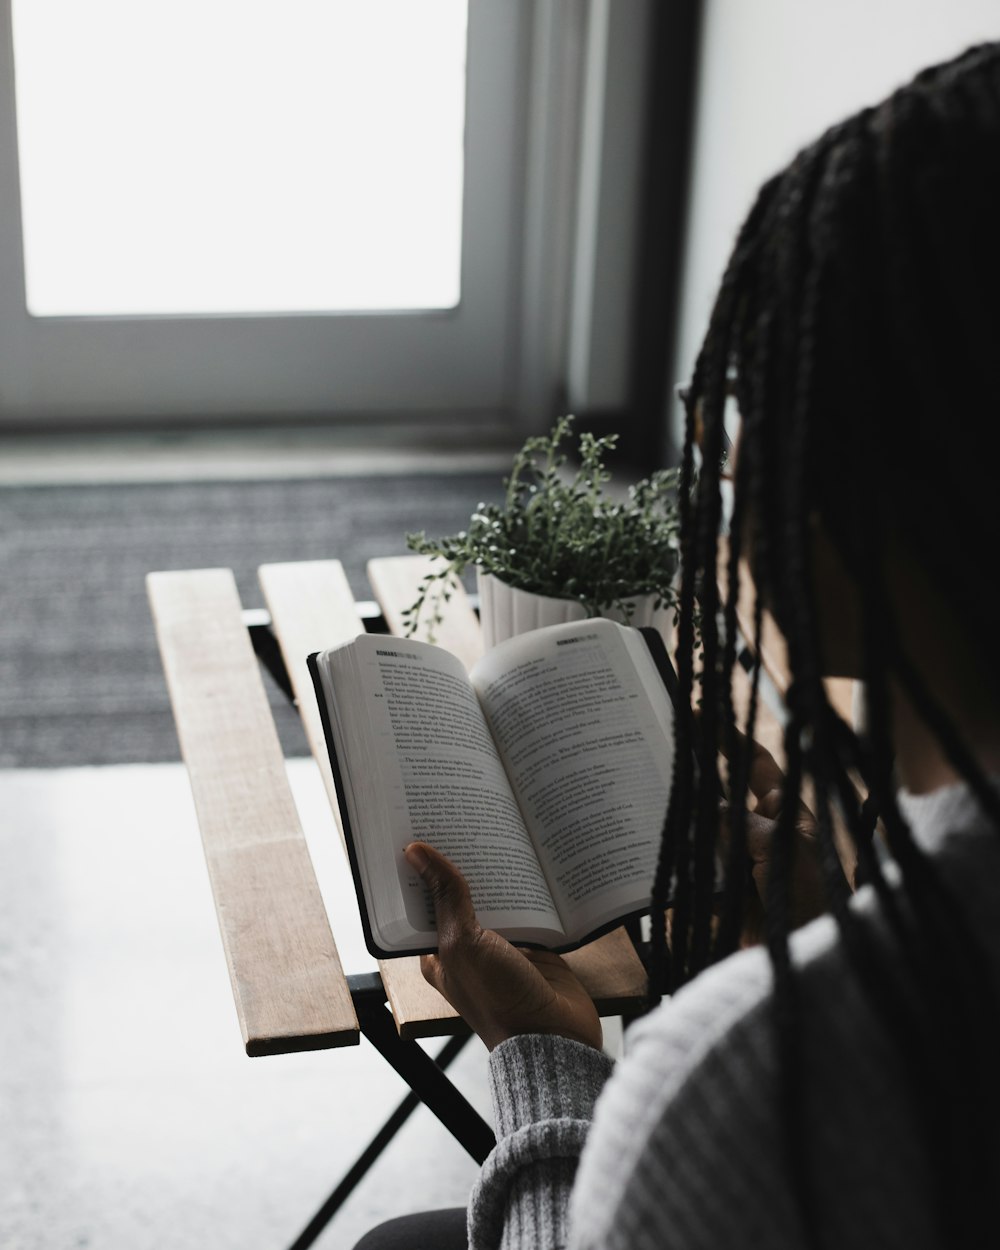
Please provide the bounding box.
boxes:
[399,414,693,630]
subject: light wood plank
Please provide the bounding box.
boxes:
[382,956,461,1040]
[563,928,650,1014]
[369,555,649,1035]
[258,560,366,827]
[147,568,358,1054]
[368,554,484,673]
[258,560,463,1034]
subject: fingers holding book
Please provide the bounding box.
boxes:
[404,841,603,1053]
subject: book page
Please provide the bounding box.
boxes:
[471,620,674,939]
[329,634,564,945]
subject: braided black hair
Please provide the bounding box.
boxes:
[650,42,1000,1246]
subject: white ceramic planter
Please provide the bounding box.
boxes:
[477,569,669,650]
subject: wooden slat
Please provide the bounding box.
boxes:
[368,554,484,673]
[258,559,464,1036]
[368,554,649,1036]
[258,560,366,825]
[147,568,358,1055]
[563,928,650,1014]
[379,956,462,1040]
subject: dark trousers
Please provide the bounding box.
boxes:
[352,1207,467,1249]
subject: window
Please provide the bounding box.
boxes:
[0,0,529,425]
[0,1,654,434]
[15,1,467,317]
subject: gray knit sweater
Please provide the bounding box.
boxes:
[468,781,1000,1249]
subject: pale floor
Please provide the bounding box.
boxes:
[0,759,492,1250]
[0,428,626,1248]
[1,758,627,1250]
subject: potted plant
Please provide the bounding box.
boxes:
[401,414,684,648]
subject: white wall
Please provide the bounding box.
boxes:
[670,0,1000,447]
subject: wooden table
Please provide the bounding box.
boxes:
[147,554,650,1247]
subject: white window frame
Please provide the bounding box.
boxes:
[0,0,651,435]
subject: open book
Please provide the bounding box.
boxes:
[308,617,677,958]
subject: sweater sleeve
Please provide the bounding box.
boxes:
[467,1033,615,1250]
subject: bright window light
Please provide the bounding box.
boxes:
[11,0,467,316]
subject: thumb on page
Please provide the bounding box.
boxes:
[404,840,602,1051]
[404,841,481,950]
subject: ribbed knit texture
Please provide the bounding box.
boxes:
[469,1035,613,1250]
[468,779,1000,1249]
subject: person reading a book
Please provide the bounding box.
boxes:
[354,42,1000,1250]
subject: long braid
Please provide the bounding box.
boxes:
[653,41,1000,1247]
[686,348,730,974]
[711,188,783,963]
[653,184,778,993]
[855,585,1000,1242]
[754,141,841,1246]
[647,394,699,1003]
[858,57,1000,1231]
[713,424,757,958]
[764,695,818,1242]
[665,181,790,980]
[667,365,722,984]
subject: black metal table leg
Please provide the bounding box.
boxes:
[284,975,494,1250]
[286,1029,476,1250]
[248,620,297,704]
[355,1002,495,1165]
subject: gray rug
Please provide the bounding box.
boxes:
[0,473,505,767]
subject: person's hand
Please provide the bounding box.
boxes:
[404,841,603,1052]
[717,735,830,947]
